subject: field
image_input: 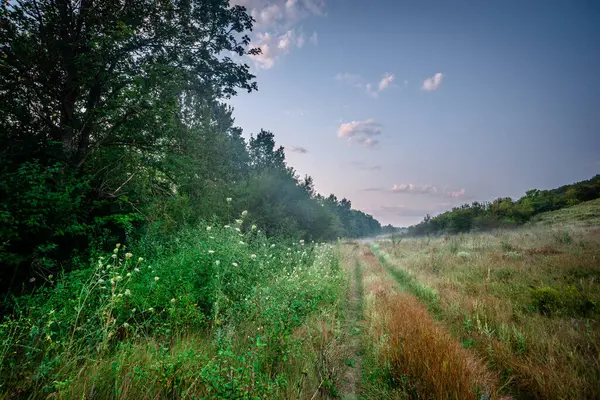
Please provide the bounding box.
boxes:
[2,201,599,399]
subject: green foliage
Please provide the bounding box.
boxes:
[530,286,596,317]
[0,209,345,397]
[407,175,600,237]
[0,0,382,290]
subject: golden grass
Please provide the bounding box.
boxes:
[360,248,500,400]
[378,223,600,399]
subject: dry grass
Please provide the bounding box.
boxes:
[360,248,500,400]
[377,221,600,399]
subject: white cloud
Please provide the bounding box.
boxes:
[231,1,324,69]
[336,72,396,97]
[337,119,383,147]
[422,72,444,91]
[378,73,395,91]
[391,183,466,198]
[392,184,438,195]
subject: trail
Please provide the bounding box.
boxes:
[337,246,364,400]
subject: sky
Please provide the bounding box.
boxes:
[228,0,600,227]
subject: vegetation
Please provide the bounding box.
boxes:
[376,199,600,398]
[1,1,599,399]
[408,175,600,236]
[0,0,381,293]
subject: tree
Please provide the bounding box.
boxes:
[0,0,260,289]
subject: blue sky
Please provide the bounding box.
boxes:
[228,0,600,226]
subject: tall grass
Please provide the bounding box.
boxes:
[359,248,498,399]
[378,221,600,399]
[0,208,347,398]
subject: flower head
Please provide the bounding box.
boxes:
[208,250,215,254]
[226,197,232,203]
[125,289,131,296]
[154,276,160,282]
[241,210,248,217]
[138,257,144,262]
[215,260,220,265]
[251,225,257,231]
[232,262,238,267]
[125,253,133,260]
[250,254,257,259]
[206,226,212,231]
[171,298,176,304]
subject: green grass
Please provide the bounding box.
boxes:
[532,197,600,226]
[377,213,600,399]
[0,210,347,398]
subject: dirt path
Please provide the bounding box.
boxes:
[337,247,364,400]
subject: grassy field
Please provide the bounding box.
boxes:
[2,201,599,399]
[374,200,600,399]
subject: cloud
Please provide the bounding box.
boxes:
[337,119,383,147]
[289,145,308,153]
[336,72,396,97]
[351,161,382,171]
[391,183,466,198]
[378,73,395,91]
[422,72,444,91]
[231,0,323,69]
[392,184,438,195]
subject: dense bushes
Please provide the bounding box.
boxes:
[0,208,345,397]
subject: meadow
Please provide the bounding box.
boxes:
[2,200,599,399]
[371,199,600,399]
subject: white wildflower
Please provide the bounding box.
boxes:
[29,277,36,283]
[134,268,140,272]
[224,225,230,229]
[125,289,131,296]
[138,257,143,262]
[235,227,241,232]
[250,254,256,259]
[126,273,132,277]
[208,250,215,254]
[115,275,123,282]
[148,307,154,312]
[116,243,121,248]
[251,225,257,231]
[226,197,232,203]
[215,260,220,265]
[154,276,159,282]
[241,210,248,217]
[98,278,105,284]
[125,252,133,260]
[171,298,176,304]
[232,262,238,267]
[235,219,243,225]
[206,226,212,231]
[123,322,130,328]
[112,254,117,259]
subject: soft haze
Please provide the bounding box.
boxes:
[228,0,600,227]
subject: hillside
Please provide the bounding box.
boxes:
[532,197,600,226]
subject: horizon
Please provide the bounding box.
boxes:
[227,0,600,226]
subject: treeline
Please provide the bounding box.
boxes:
[0,0,380,292]
[408,175,600,236]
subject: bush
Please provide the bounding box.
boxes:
[530,286,596,316]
